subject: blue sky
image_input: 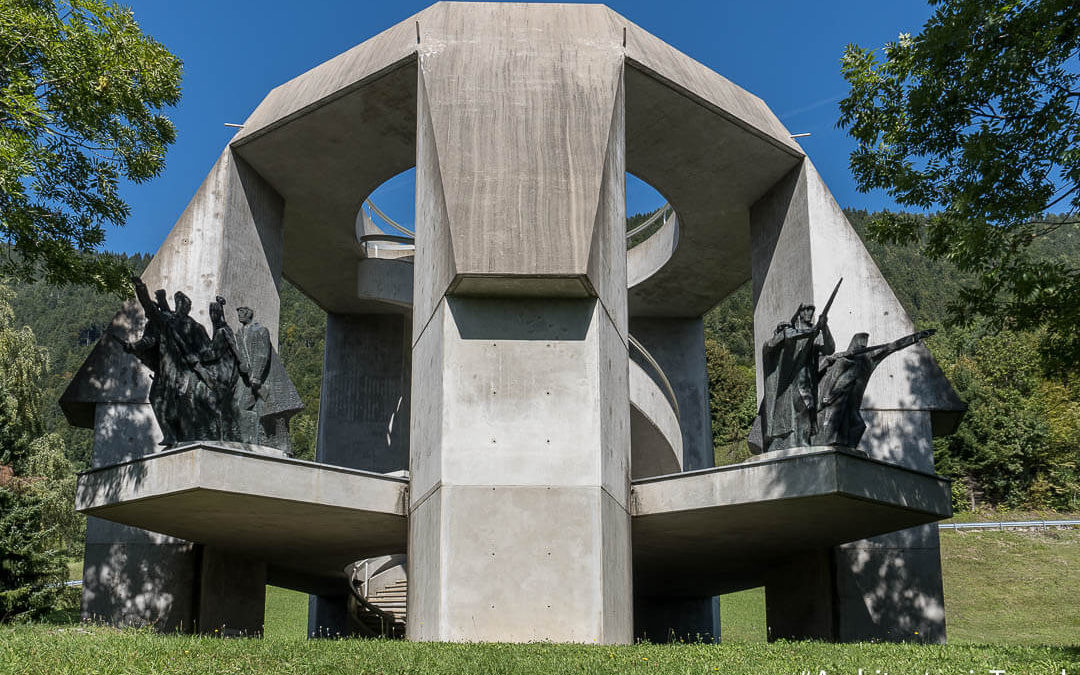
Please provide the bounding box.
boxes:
[112,0,936,255]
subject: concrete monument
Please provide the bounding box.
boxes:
[64,3,965,644]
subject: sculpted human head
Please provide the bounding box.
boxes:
[849,332,869,351]
[174,292,192,316]
[237,306,254,325]
[795,303,815,328]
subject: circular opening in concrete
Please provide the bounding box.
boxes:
[355,168,674,244]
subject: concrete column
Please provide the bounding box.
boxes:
[63,146,285,633]
[315,313,410,472]
[310,312,410,632]
[765,551,836,641]
[407,8,631,642]
[628,317,712,471]
[750,159,960,643]
[628,318,718,640]
[196,548,267,637]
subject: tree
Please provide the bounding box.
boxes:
[838,0,1080,371]
[0,0,181,295]
[705,338,758,466]
[0,285,79,621]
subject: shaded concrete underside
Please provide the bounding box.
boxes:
[76,445,407,596]
[78,447,948,602]
[631,449,951,597]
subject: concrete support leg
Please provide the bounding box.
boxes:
[81,517,197,632]
[307,595,350,639]
[634,596,720,643]
[407,9,631,643]
[628,318,718,638]
[310,312,410,631]
[751,159,958,643]
[196,548,267,637]
[765,551,836,641]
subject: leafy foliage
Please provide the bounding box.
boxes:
[704,337,756,467]
[838,0,1080,371]
[0,0,181,295]
[278,281,326,461]
[0,285,78,622]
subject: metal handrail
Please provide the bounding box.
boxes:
[628,334,680,421]
[364,199,415,238]
[626,203,671,240]
[940,519,1080,530]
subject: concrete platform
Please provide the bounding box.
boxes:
[76,444,408,595]
[630,448,952,597]
[79,444,948,603]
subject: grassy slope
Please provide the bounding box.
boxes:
[941,529,1080,645]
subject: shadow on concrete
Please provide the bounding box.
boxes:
[449,297,593,341]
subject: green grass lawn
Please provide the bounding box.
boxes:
[9,528,1074,674]
[0,624,1075,675]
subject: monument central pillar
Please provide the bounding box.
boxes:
[406,5,631,642]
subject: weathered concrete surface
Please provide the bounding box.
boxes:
[630,448,951,598]
[316,313,410,473]
[408,298,632,643]
[81,518,197,631]
[77,444,408,596]
[629,318,712,470]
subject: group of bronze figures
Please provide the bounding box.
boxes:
[122,277,302,453]
[749,279,933,454]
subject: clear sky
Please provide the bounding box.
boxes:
[111,0,936,255]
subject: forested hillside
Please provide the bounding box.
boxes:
[6,211,1079,511]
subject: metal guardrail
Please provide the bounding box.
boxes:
[628,334,680,421]
[940,519,1080,531]
[364,199,415,238]
[626,203,671,240]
